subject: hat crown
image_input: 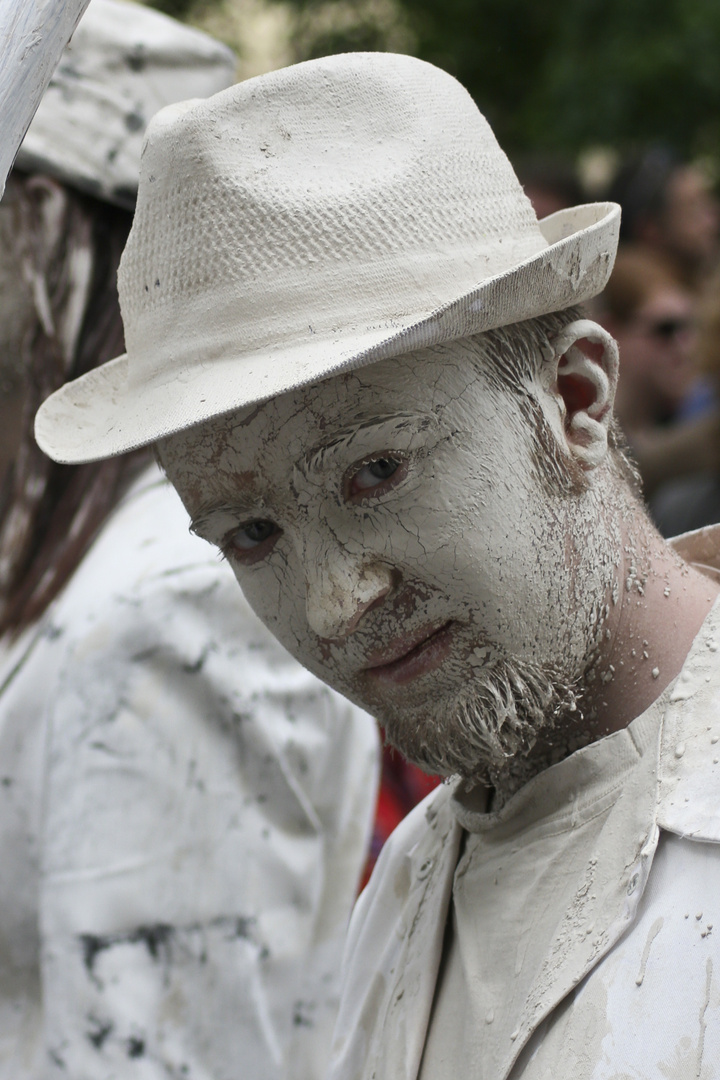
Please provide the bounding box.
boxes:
[35,52,620,464]
[119,52,545,369]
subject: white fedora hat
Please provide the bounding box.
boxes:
[36,51,620,464]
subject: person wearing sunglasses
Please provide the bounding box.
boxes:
[594,242,720,504]
[597,244,700,433]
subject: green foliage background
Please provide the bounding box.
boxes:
[146,0,720,159]
[381,0,720,157]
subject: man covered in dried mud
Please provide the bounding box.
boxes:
[36,51,720,1078]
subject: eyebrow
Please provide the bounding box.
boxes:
[302,411,435,476]
[189,410,436,535]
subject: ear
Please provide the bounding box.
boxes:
[541,319,619,470]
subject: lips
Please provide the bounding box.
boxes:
[363,620,455,686]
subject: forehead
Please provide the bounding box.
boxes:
[638,285,694,315]
[159,341,521,506]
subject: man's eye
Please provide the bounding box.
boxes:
[347,454,405,498]
[226,519,280,556]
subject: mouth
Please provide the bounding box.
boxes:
[363,621,455,686]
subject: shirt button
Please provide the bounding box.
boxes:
[417,858,433,880]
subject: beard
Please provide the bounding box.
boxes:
[378,652,581,797]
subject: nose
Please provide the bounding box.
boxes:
[304,550,395,640]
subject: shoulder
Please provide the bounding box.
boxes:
[657,603,720,841]
[516,828,720,1076]
[330,783,459,1077]
[593,830,720,1056]
[353,782,454,919]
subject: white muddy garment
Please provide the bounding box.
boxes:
[0,464,379,1080]
[330,531,720,1080]
[419,689,669,1078]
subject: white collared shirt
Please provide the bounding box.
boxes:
[420,691,669,1078]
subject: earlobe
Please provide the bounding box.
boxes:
[548,319,619,470]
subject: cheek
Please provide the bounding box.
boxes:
[410,442,536,560]
[410,446,576,637]
[230,556,316,664]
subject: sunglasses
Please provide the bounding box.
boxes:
[639,316,695,341]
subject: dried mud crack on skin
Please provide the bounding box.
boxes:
[160,324,624,803]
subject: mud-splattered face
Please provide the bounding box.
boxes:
[160,339,618,783]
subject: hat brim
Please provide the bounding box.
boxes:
[35,201,620,464]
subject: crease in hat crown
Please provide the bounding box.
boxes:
[35,51,620,464]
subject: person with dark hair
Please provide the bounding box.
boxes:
[642,267,720,537]
[596,244,698,432]
[0,8,378,1077]
[609,146,720,291]
[0,168,143,633]
[591,242,714,499]
[36,52,720,1077]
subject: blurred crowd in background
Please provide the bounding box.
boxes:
[521,147,720,540]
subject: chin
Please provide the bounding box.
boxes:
[374,652,579,783]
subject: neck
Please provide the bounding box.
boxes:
[486,496,719,809]
[584,513,720,737]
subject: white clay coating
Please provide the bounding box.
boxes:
[159,324,628,798]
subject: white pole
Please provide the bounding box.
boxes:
[0,0,92,197]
